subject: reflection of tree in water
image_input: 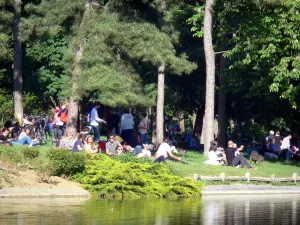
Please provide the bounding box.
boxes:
[4,197,299,225]
[202,195,300,225]
[80,199,203,225]
[0,198,204,225]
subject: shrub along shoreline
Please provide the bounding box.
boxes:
[0,146,203,198]
[1,146,299,198]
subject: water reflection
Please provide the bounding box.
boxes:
[202,195,300,225]
[0,195,300,225]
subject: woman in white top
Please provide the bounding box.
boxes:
[204,141,226,166]
[84,136,98,154]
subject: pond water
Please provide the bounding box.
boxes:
[0,195,299,225]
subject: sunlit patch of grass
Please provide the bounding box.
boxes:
[167,150,300,178]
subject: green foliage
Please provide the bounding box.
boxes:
[24,36,68,103]
[186,6,205,38]
[0,89,13,122]
[46,149,87,176]
[73,154,203,199]
[218,0,300,108]
[112,153,153,164]
[21,147,39,159]
[0,146,23,165]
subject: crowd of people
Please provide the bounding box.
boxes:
[205,140,256,169]
[2,102,300,166]
[205,129,300,168]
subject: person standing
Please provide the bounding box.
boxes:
[120,109,134,146]
[53,106,64,144]
[138,112,148,144]
[90,103,107,142]
[107,108,120,137]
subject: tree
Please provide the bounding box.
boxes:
[12,0,23,122]
[203,0,215,154]
[66,0,92,135]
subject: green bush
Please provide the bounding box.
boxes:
[0,146,24,164]
[111,153,153,164]
[46,149,87,176]
[21,147,39,159]
[73,154,203,199]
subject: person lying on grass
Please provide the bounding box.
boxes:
[154,140,181,163]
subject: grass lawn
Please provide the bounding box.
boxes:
[167,151,300,178]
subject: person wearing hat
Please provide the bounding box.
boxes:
[154,141,181,163]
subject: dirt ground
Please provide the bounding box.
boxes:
[0,169,82,189]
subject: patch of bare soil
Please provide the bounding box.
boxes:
[0,169,81,189]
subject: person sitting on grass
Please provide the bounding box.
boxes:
[72,134,85,152]
[121,141,134,153]
[12,127,40,146]
[0,128,12,145]
[225,141,256,170]
[116,146,124,155]
[204,141,226,166]
[11,122,21,141]
[106,135,122,155]
[154,140,181,163]
[59,131,74,150]
[84,136,98,154]
[136,144,151,158]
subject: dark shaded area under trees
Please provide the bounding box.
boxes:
[0,0,299,148]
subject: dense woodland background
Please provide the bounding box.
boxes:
[0,0,299,150]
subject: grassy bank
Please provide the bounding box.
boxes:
[0,146,203,198]
[1,146,299,196]
[167,151,300,178]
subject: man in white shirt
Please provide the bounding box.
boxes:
[154,142,181,163]
[280,134,293,160]
[90,103,107,142]
[280,134,292,150]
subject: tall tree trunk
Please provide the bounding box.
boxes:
[203,0,215,155]
[12,0,23,123]
[67,41,84,135]
[156,63,165,145]
[66,1,90,136]
[217,54,226,148]
[155,0,167,146]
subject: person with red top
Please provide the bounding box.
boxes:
[53,106,64,145]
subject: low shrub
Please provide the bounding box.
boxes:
[0,146,23,164]
[111,153,153,164]
[21,147,39,159]
[73,154,203,199]
[46,149,87,176]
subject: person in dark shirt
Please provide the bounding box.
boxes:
[107,108,120,136]
[0,128,12,145]
[225,141,236,166]
[11,122,21,140]
[225,141,255,169]
[72,134,84,152]
[274,131,282,150]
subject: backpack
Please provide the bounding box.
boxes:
[60,108,68,123]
